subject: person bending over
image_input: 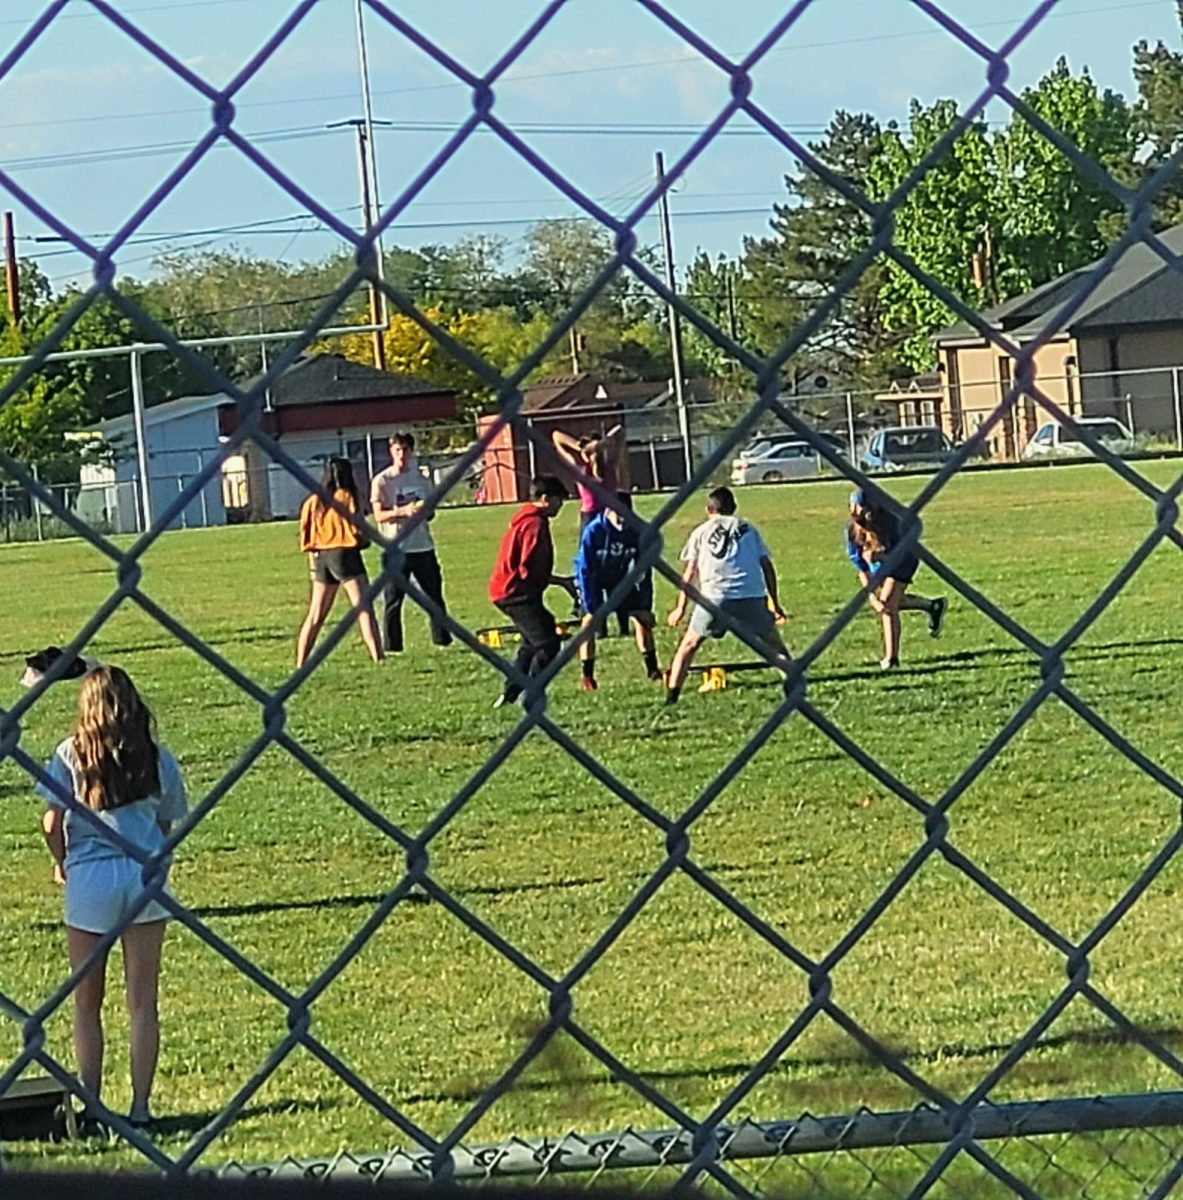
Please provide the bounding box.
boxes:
[665,487,790,705]
[488,475,578,708]
[845,489,946,671]
[573,492,661,691]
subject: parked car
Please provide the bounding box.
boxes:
[860,426,954,472]
[729,431,845,486]
[1022,417,1135,460]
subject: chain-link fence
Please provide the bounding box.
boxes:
[4,3,1183,1198]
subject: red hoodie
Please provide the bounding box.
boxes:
[489,502,554,603]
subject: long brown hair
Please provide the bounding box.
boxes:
[851,509,883,558]
[73,666,161,811]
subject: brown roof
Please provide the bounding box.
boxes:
[522,374,706,414]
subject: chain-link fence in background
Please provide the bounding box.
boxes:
[4,2,1183,1197]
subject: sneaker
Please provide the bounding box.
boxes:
[492,687,521,709]
[579,675,597,692]
[646,667,663,682]
[127,1108,153,1132]
[928,597,947,638]
[879,657,900,672]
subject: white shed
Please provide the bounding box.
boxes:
[78,393,229,533]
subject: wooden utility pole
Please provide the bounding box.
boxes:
[328,118,388,371]
[4,212,21,326]
[656,152,691,481]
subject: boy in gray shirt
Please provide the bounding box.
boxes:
[664,487,790,704]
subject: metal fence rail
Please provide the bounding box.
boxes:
[3,3,1183,1198]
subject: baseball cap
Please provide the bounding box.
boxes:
[849,489,866,507]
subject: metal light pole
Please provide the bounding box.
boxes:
[656,151,692,481]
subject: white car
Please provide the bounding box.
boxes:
[730,437,822,485]
[1023,417,1134,460]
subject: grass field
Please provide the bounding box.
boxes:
[3,461,1183,1189]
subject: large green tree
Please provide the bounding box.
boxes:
[1131,2,1183,227]
[868,62,1133,371]
[742,111,907,390]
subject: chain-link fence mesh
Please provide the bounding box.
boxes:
[3,2,1183,1197]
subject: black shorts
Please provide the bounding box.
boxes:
[311,547,366,585]
[883,553,920,585]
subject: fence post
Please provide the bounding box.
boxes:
[526,418,537,479]
[845,392,856,462]
[2,484,8,543]
[1173,369,1182,452]
[130,348,153,532]
[1124,394,1135,437]
[197,452,209,526]
[32,463,43,542]
[649,439,660,490]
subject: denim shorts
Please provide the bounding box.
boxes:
[64,858,172,934]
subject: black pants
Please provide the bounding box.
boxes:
[381,550,452,652]
[495,595,561,700]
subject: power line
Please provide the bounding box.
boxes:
[0,0,1162,133]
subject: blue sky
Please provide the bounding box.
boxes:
[3,0,1179,298]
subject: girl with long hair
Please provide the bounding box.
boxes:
[845,490,946,670]
[36,666,188,1131]
[296,457,383,667]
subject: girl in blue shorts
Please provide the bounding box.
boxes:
[37,666,187,1131]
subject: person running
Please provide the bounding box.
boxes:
[845,489,946,671]
[370,432,453,654]
[664,487,790,705]
[36,666,188,1133]
[488,475,578,708]
[573,492,662,691]
[296,457,383,668]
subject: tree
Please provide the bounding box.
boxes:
[867,67,1133,372]
[996,58,1131,286]
[742,111,907,390]
[1131,3,1183,227]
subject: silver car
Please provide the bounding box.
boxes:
[730,436,822,485]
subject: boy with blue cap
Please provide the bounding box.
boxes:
[845,489,946,670]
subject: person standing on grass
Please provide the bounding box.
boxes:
[488,475,578,708]
[552,423,629,635]
[296,457,383,668]
[36,666,188,1134]
[573,492,662,691]
[664,487,791,705]
[370,432,453,654]
[551,424,626,533]
[845,489,946,671]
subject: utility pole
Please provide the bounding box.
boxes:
[328,117,391,371]
[4,212,20,326]
[656,151,692,481]
[353,0,388,362]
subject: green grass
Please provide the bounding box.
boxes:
[3,461,1183,1193]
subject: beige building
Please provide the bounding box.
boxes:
[933,225,1183,458]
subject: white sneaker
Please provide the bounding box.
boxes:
[879,657,899,672]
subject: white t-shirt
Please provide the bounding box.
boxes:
[681,515,770,602]
[36,738,188,869]
[370,463,435,554]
